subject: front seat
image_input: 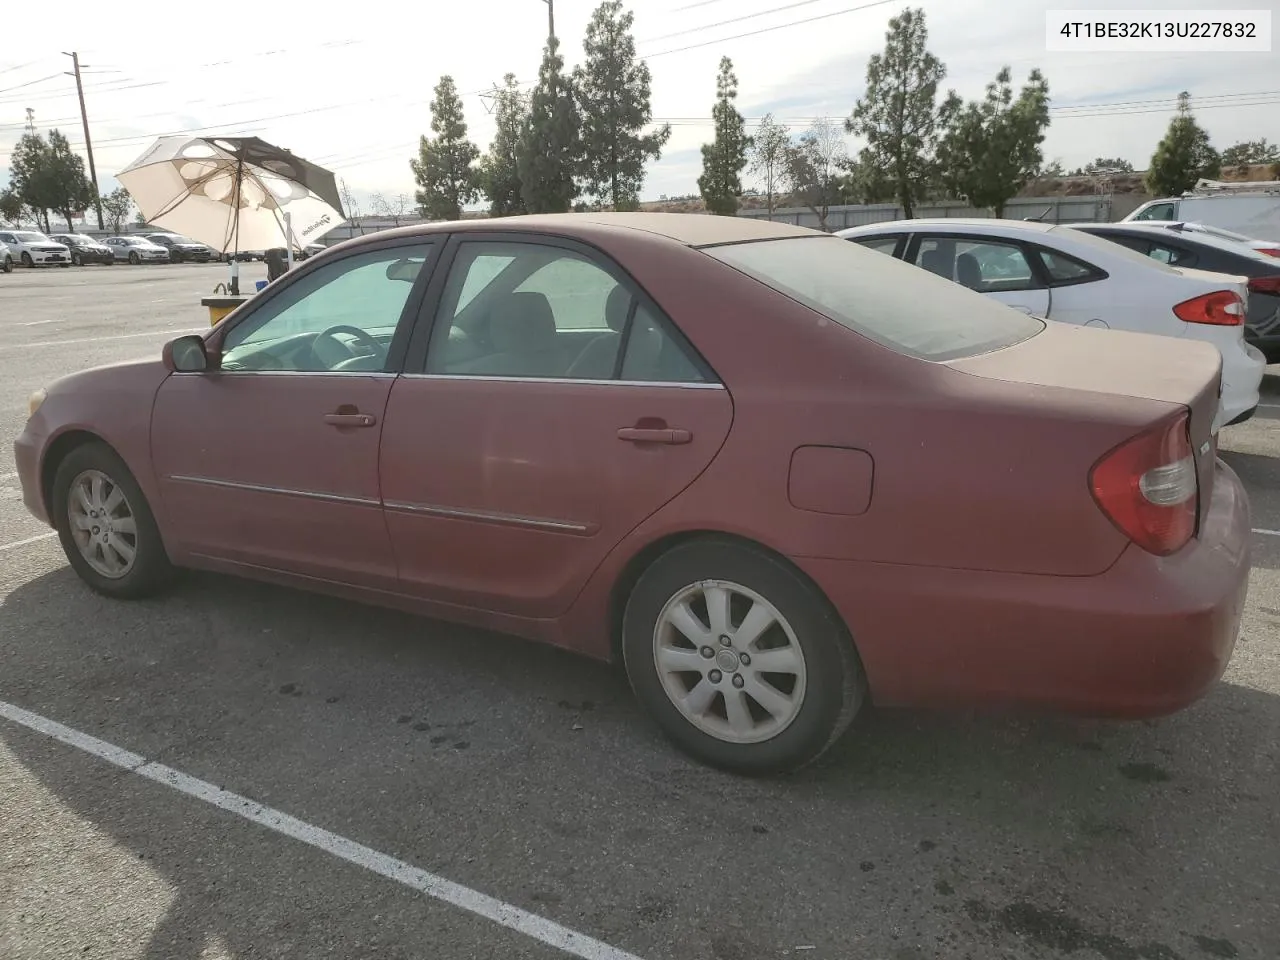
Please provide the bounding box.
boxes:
[920,249,952,278]
[450,292,564,377]
[954,252,983,290]
[565,285,632,379]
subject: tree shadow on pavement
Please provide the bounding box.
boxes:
[1,565,1278,960]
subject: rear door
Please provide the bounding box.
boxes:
[379,234,733,618]
[905,234,1050,316]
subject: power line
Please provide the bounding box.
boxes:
[646,0,904,58]
[0,72,63,95]
[639,0,840,45]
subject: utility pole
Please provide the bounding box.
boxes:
[63,51,104,230]
[541,0,555,41]
[24,108,35,136]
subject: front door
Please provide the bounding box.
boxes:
[909,234,1051,317]
[379,236,733,618]
[151,241,437,588]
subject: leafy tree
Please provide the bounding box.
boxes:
[518,36,581,213]
[748,113,791,219]
[697,57,750,216]
[573,0,671,210]
[936,66,1051,217]
[479,74,530,217]
[1220,138,1279,170]
[1145,93,1220,197]
[785,118,848,230]
[101,186,133,233]
[1039,159,1066,178]
[44,131,96,230]
[8,133,55,231]
[410,75,481,221]
[847,7,944,218]
[0,186,27,226]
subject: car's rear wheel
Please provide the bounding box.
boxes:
[52,442,176,600]
[622,538,866,775]
[128,251,140,265]
[2,255,11,273]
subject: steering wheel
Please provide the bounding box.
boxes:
[309,324,386,370]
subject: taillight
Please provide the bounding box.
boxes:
[1255,247,1280,258]
[1090,413,1197,557]
[1173,291,1245,326]
[1247,275,1280,295]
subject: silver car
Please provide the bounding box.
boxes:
[0,230,71,267]
[103,235,171,264]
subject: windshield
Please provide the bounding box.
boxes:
[64,235,95,243]
[165,235,196,244]
[15,232,50,243]
[702,236,1043,362]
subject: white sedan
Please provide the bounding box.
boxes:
[836,218,1266,429]
[103,235,172,264]
[0,229,71,267]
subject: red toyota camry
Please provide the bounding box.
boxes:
[14,213,1251,774]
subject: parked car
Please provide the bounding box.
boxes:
[1,240,12,273]
[837,218,1265,429]
[146,233,213,263]
[300,243,326,260]
[0,229,71,267]
[1124,179,1280,241]
[1136,220,1280,259]
[1068,221,1280,363]
[49,233,115,266]
[14,214,1253,774]
[103,235,171,264]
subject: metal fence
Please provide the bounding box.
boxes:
[736,194,1148,230]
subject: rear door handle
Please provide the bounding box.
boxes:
[617,427,692,444]
[323,412,377,428]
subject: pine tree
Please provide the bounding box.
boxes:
[847,7,945,218]
[573,0,671,210]
[697,57,750,216]
[1146,93,1221,196]
[479,74,530,217]
[518,37,581,213]
[410,75,480,221]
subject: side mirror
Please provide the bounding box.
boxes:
[163,334,211,373]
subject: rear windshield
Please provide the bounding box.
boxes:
[703,236,1044,362]
[1054,225,1180,274]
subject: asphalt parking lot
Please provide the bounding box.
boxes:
[1,261,1279,960]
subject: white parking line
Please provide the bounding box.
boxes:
[0,532,57,552]
[1255,528,1280,537]
[0,700,645,960]
[0,329,196,351]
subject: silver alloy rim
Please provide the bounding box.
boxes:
[653,579,808,744]
[67,469,138,579]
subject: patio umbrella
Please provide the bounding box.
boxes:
[117,135,346,292]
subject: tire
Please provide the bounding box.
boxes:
[622,537,866,776]
[2,255,11,273]
[71,253,82,266]
[51,441,176,600]
[21,251,33,267]
[129,251,139,265]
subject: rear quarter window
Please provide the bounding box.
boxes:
[704,236,1044,362]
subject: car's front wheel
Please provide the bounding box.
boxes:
[2,255,11,273]
[71,252,82,266]
[21,251,33,267]
[623,538,866,775]
[128,251,140,265]
[52,441,176,599]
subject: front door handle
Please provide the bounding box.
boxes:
[617,426,692,445]
[323,410,376,428]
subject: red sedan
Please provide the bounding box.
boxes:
[15,213,1251,774]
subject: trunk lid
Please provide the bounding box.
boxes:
[947,320,1222,530]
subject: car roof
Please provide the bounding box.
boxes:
[346,212,819,251]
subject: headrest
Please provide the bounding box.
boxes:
[605,285,633,332]
[489,292,557,353]
[920,249,951,277]
[954,252,982,289]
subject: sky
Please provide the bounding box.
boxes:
[1,0,1276,218]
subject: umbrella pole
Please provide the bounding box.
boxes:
[229,156,244,295]
[285,211,295,271]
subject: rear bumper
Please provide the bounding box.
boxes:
[797,460,1251,718]
[1217,340,1265,429]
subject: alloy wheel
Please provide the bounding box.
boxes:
[66,469,138,579]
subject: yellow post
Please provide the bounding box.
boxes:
[201,296,252,327]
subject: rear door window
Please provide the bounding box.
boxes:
[705,236,1044,362]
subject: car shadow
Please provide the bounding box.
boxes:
[1,566,1277,960]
